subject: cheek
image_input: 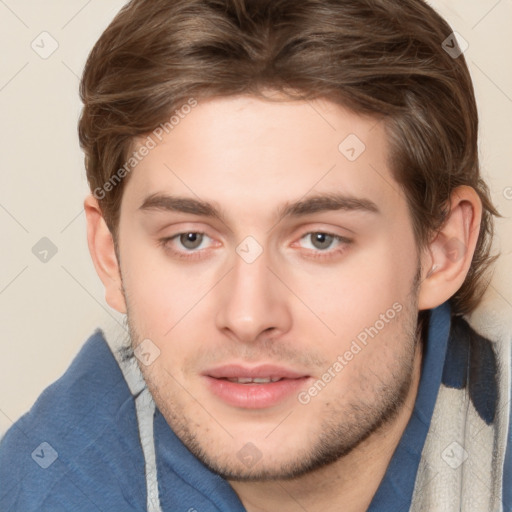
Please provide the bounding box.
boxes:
[120,241,176,334]
[291,235,416,342]
[121,241,220,339]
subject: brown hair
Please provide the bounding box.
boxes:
[78,0,499,315]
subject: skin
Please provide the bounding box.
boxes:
[85,94,482,511]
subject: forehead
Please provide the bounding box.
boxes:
[122,95,405,223]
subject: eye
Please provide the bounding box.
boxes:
[299,232,341,251]
[297,231,351,259]
[177,232,206,250]
[302,232,337,250]
[159,231,215,259]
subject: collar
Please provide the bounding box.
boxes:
[368,301,452,510]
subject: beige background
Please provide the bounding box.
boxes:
[0,0,511,437]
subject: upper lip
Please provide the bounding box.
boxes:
[203,364,308,380]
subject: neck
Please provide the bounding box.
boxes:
[229,340,424,512]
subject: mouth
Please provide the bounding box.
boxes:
[223,376,283,384]
[202,364,311,409]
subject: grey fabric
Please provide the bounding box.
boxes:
[103,321,163,512]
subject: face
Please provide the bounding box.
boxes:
[116,95,422,480]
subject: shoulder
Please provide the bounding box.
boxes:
[0,330,146,512]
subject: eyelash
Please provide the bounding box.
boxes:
[159,231,352,261]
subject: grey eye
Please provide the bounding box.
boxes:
[179,232,204,250]
[309,233,335,250]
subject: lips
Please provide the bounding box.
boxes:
[203,364,310,409]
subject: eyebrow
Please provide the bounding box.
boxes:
[139,192,380,224]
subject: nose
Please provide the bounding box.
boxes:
[214,246,292,344]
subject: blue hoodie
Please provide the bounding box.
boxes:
[0,303,509,511]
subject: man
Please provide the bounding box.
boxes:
[1,0,510,510]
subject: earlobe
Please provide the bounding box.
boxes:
[84,195,127,314]
[418,186,482,311]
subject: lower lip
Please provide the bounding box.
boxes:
[204,376,310,409]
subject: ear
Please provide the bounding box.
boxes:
[84,195,127,314]
[418,185,482,310]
